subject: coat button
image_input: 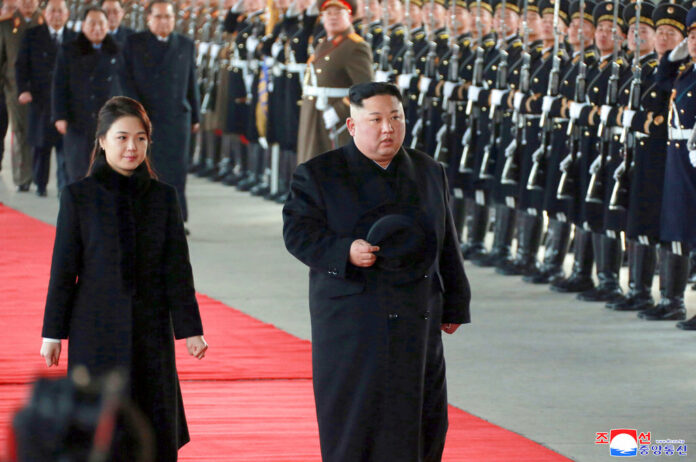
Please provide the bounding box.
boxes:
[388,313,398,320]
[423,311,430,320]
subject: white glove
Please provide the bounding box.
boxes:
[612,162,625,181]
[504,139,517,158]
[600,105,613,124]
[542,95,557,113]
[461,127,471,145]
[531,146,544,163]
[231,0,244,13]
[491,89,508,107]
[559,154,573,172]
[443,81,457,100]
[322,107,340,130]
[286,0,299,16]
[513,92,524,111]
[589,155,602,175]
[258,136,269,150]
[622,109,636,128]
[306,2,319,15]
[688,126,696,151]
[246,36,259,53]
[689,151,696,168]
[569,101,587,120]
[397,73,414,90]
[418,76,432,94]
[375,70,389,82]
[669,38,689,62]
[467,85,482,103]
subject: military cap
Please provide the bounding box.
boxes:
[526,0,540,14]
[318,0,357,14]
[623,1,655,29]
[468,0,494,13]
[493,0,521,15]
[688,6,696,31]
[539,0,570,24]
[570,0,596,24]
[593,1,625,30]
[653,2,688,36]
[445,0,469,8]
[434,0,447,7]
[409,0,423,7]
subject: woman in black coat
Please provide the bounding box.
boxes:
[52,7,124,183]
[40,97,208,461]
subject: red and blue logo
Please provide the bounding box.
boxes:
[609,429,638,457]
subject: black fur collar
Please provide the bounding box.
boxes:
[74,32,119,56]
[90,154,151,198]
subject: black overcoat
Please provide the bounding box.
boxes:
[110,25,135,47]
[122,31,200,221]
[15,24,76,147]
[283,141,471,462]
[42,157,204,461]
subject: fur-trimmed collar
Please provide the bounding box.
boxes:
[90,155,152,198]
[74,32,120,56]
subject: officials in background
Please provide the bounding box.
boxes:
[52,6,123,182]
[122,0,200,224]
[0,0,17,172]
[101,0,133,46]
[0,0,42,192]
[16,0,74,196]
[284,82,470,461]
[296,0,373,164]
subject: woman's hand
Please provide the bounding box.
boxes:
[40,341,61,367]
[186,335,208,359]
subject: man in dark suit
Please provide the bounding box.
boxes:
[283,82,471,462]
[122,0,199,223]
[15,0,75,196]
[101,0,133,46]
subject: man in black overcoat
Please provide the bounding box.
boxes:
[15,0,75,196]
[283,82,471,462]
[122,0,200,222]
[101,0,134,46]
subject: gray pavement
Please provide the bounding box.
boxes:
[2,153,695,462]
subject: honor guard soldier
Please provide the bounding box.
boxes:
[564,0,628,302]
[0,0,43,192]
[15,0,75,196]
[639,6,696,329]
[296,0,374,164]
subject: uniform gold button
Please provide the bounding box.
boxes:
[317,69,322,73]
[593,87,598,93]
[533,77,538,83]
[324,56,330,61]
[688,92,693,97]
[492,65,497,71]
[676,143,680,148]
[650,91,656,97]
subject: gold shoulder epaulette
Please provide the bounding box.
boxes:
[439,32,449,40]
[648,60,657,68]
[415,31,425,40]
[512,41,522,48]
[348,32,364,43]
[678,63,687,72]
[616,57,624,66]
[484,39,496,47]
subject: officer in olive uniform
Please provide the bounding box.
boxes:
[296,0,374,164]
[0,0,43,191]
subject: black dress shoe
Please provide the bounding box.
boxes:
[250,183,270,196]
[522,267,564,284]
[17,183,30,192]
[606,294,654,312]
[471,250,508,268]
[577,284,623,302]
[36,189,47,197]
[184,227,190,236]
[460,242,486,260]
[637,300,686,321]
[550,274,595,293]
[676,315,696,330]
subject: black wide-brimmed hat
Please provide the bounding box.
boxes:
[353,203,437,285]
[623,1,656,29]
[653,2,688,36]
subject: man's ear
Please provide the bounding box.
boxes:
[346,117,355,136]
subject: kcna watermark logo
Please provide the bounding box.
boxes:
[595,429,688,457]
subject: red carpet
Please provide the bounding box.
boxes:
[0,203,570,461]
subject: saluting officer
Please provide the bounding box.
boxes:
[0,0,43,192]
[639,6,696,329]
[296,0,373,164]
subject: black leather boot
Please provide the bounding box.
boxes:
[607,241,656,311]
[676,315,696,330]
[496,212,543,276]
[688,249,696,284]
[523,218,571,284]
[550,227,595,293]
[639,246,688,321]
[460,200,489,260]
[578,234,623,302]
[472,205,516,267]
[237,143,261,191]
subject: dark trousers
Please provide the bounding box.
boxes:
[33,139,67,192]
[64,129,93,184]
[0,101,8,166]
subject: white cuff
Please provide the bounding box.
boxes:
[418,76,432,94]
[622,109,636,128]
[43,338,61,343]
[600,105,613,123]
[467,85,481,103]
[397,73,413,90]
[513,92,524,111]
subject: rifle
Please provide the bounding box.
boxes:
[402,0,415,74]
[586,0,620,204]
[557,0,587,199]
[410,0,438,149]
[526,0,561,190]
[500,0,530,185]
[377,0,392,73]
[458,0,484,172]
[433,0,461,162]
[479,0,508,179]
[609,0,642,211]
[201,0,227,113]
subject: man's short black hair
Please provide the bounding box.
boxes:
[349,82,403,108]
[146,0,175,15]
